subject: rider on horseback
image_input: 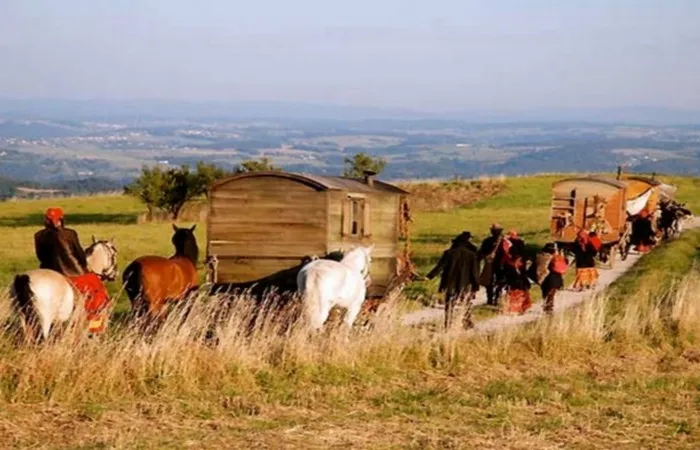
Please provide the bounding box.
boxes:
[34,208,109,334]
[35,208,89,276]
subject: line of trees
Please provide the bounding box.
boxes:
[126,153,386,220]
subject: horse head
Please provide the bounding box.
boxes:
[172,224,199,264]
[340,245,374,283]
[86,237,119,281]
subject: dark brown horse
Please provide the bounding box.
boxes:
[123,224,199,319]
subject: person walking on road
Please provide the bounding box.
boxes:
[427,232,480,329]
[533,243,568,314]
[572,230,599,291]
[478,223,505,306]
[503,253,533,314]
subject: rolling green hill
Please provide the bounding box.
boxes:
[1,174,699,448]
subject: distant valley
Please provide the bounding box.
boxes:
[1,101,700,193]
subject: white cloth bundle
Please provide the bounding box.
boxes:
[626,188,653,216]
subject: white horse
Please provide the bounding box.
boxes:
[296,245,373,330]
[9,237,118,342]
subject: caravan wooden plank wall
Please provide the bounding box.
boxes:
[207,171,408,297]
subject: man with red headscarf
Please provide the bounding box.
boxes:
[35,207,89,276]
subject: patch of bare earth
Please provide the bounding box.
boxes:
[397,178,505,212]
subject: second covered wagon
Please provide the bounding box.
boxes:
[550,176,629,264]
[206,171,408,297]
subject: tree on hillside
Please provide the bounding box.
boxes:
[194,161,230,189]
[124,166,168,220]
[343,152,387,179]
[125,162,231,220]
[235,157,279,174]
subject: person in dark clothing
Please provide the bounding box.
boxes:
[539,243,567,314]
[461,232,478,253]
[34,207,88,277]
[631,210,656,253]
[427,231,480,329]
[478,223,505,306]
[571,231,598,291]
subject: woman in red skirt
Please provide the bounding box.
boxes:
[572,231,599,291]
[503,254,533,314]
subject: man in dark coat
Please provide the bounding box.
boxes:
[34,207,89,277]
[630,210,656,252]
[427,231,480,329]
[478,223,505,306]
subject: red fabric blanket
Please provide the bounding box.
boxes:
[69,273,109,333]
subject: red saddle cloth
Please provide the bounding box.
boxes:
[69,273,110,334]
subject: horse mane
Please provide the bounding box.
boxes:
[173,231,199,264]
[341,246,371,272]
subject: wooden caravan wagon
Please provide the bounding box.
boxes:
[550,176,628,263]
[206,171,408,297]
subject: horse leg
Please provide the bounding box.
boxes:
[343,298,364,329]
[38,316,51,344]
[19,313,41,345]
[307,300,331,330]
[343,283,368,329]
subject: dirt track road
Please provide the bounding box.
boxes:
[401,219,698,334]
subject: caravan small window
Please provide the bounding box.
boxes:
[350,198,365,236]
[343,196,370,237]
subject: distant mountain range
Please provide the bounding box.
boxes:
[1,99,700,125]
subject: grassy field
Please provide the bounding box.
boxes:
[0,174,699,448]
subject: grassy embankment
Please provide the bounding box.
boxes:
[0,174,699,448]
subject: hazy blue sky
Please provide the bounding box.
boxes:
[1,0,699,112]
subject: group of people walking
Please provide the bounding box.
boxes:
[426,207,663,330]
[425,223,603,330]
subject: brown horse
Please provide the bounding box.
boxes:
[123,224,199,319]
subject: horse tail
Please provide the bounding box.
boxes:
[299,268,324,328]
[12,274,37,327]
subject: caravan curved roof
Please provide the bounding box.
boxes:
[553,176,626,189]
[210,171,408,195]
[625,176,661,186]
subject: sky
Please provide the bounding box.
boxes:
[1,0,699,113]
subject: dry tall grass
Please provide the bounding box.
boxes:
[2,272,699,407]
[1,273,700,447]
